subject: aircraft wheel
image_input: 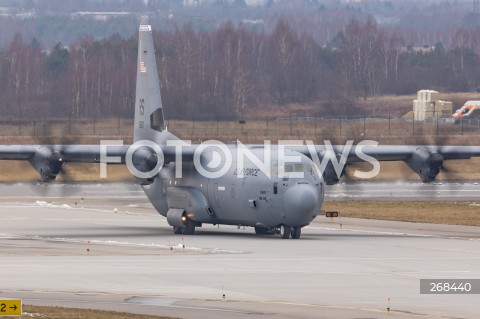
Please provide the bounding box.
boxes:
[173,226,183,234]
[183,220,196,235]
[280,225,291,239]
[291,227,301,239]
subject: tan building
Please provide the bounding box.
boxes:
[413,90,453,121]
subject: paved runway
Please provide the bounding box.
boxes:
[0,180,478,201]
[0,183,479,319]
[327,181,480,200]
[0,180,479,201]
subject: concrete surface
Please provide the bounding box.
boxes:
[0,183,479,319]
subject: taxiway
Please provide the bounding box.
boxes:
[0,183,479,319]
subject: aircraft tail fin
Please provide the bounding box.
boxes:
[133,16,165,143]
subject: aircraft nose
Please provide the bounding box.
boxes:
[283,183,319,225]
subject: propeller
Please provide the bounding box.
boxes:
[38,132,77,179]
[400,135,463,199]
[413,135,457,182]
[27,128,80,198]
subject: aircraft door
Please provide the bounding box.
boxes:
[213,182,229,207]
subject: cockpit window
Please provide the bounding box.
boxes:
[271,162,314,177]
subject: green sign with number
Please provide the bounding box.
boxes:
[0,300,22,316]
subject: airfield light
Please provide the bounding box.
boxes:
[325,211,339,218]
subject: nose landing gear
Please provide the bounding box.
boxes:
[290,226,301,239]
[279,225,302,239]
[280,225,291,239]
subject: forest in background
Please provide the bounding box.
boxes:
[3,17,480,121]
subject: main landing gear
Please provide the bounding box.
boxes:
[173,219,196,235]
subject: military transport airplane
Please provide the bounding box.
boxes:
[0,17,479,239]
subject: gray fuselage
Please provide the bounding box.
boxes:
[143,146,324,229]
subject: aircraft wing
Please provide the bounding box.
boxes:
[0,145,129,162]
[0,143,198,182]
[0,145,36,160]
[0,143,478,183]
[0,144,130,182]
[339,145,479,162]
[292,144,480,183]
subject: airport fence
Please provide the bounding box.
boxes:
[0,115,479,142]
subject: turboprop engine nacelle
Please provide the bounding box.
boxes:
[405,147,444,182]
[28,146,64,182]
[130,146,160,184]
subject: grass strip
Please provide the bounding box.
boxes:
[20,305,178,319]
[323,200,480,226]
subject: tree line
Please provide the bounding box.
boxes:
[2,18,480,121]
